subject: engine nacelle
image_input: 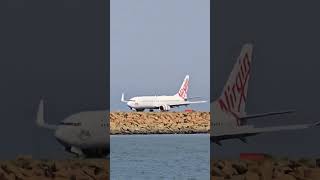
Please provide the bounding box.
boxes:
[159,104,170,111]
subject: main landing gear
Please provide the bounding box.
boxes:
[136,109,145,112]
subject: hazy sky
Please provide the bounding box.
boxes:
[111,0,210,111]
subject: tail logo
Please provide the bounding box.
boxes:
[218,53,251,113]
[178,79,189,99]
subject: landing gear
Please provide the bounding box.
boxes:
[136,109,145,112]
[149,109,154,112]
[67,146,85,158]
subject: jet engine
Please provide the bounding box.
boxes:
[159,104,170,111]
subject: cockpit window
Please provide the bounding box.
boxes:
[59,122,81,126]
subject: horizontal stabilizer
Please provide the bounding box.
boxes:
[187,96,202,100]
[169,100,207,108]
[186,100,207,104]
[223,119,320,137]
[249,124,310,134]
[240,110,296,120]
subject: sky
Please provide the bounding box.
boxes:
[211,1,320,158]
[111,0,210,111]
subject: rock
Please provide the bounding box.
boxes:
[245,172,259,180]
[230,175,245,180]
[0,158,109,180]
[212,167,223,177]
[222,162,238,177]
[212,159,320,180]
[273,174,296,180]
[293,166,305,177]
[110,112,210,134]
[258,160,273,180]
[232,161,248,174]
[280,166,294,174]
[211,176,224,180]
[305,168,320,179]
[215,161,225,169]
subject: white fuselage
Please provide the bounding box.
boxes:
[211,101,256,141]
[54,110,109,157]
[127,95,185,110]
[121,74,207,111]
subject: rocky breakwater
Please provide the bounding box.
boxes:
[110,112,210,134]
[0,156,108,180]
[211,159,320,180]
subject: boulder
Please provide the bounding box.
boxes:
[110,112,210,134]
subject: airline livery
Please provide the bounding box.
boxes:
[121,75,206,112]
[36,100,109,158]
[211,43,320,145]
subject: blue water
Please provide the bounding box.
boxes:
[110,134,209,180]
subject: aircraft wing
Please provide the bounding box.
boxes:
[223,121,320,137]
[169,100,207,107]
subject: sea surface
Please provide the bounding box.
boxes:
[110,134,209,180]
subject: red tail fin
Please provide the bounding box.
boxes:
[218,44,253,116]
[176,75,189,99]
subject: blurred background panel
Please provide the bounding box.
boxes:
[0,0,109,179]
[212,0,320,159]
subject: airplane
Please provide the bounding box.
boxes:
[121,75,207,112]
[211,43,320,146]
[36,99,109,158]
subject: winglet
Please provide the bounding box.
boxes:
[121,93,134,103]
[36,99,57,130]
[121,93,126,102]
[36,99,44,127]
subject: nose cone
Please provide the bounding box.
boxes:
[127,101,131,106]
[127,101,134,108]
